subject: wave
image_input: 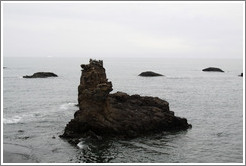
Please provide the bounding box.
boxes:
[3,116,22,124]
[59,102,77,110]
[3,103,77,125]
[77,141,85,149]
[3,113,38,124]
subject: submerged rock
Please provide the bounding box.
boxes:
[139,71,163,77]
[239,73,243,77]
[202,67,224,72]
[61,59,191,139]
[23,72,58,78]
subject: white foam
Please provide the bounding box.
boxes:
[77,141,84,149]
[3,116,22,124]
[59,102,77,110]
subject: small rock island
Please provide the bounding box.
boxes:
[23,72,58,78]
[239,73,243,77]
[202,67,224,72]
[61,59,191,139]
[139,71,163,77]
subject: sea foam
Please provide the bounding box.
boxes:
[3,116,22,124]
[59,102,77,110]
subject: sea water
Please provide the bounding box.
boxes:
[2,57,244,163]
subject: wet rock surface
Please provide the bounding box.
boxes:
[139,71,163,77]
[61,59,191,139]
[202,67,224,72]
[23,72,58,78]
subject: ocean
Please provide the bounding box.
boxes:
[2,57,244,163]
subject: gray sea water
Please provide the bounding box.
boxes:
[2,57,244,163]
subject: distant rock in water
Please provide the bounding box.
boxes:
[23,72,58,78]
[3,67,7,69]
[61,59,191,140]
[239,73,243,77]
[202,67,224,72]
[139,71,163,77]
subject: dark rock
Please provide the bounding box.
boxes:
[61,59,191,139]
[239,73,243,77]
[20,136,30,140]
[23,72,58,78]
[139,71,163,77]
[3,67,7,69]
[202,67,224,72]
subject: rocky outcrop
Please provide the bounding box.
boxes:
[202,67,224,72]
[139,71,163,77]
[61,59,191,139]
[23,72,58,78]
[239,73,243,77]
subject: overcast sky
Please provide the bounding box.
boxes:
[2,2,244,58]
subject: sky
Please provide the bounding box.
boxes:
[2,1,245,59]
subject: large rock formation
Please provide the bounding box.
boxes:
[139,71,163,77]
[202,67,224,72]
[23,72,58,78]
[61,59,191,139]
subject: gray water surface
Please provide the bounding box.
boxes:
[2,57,243,163]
